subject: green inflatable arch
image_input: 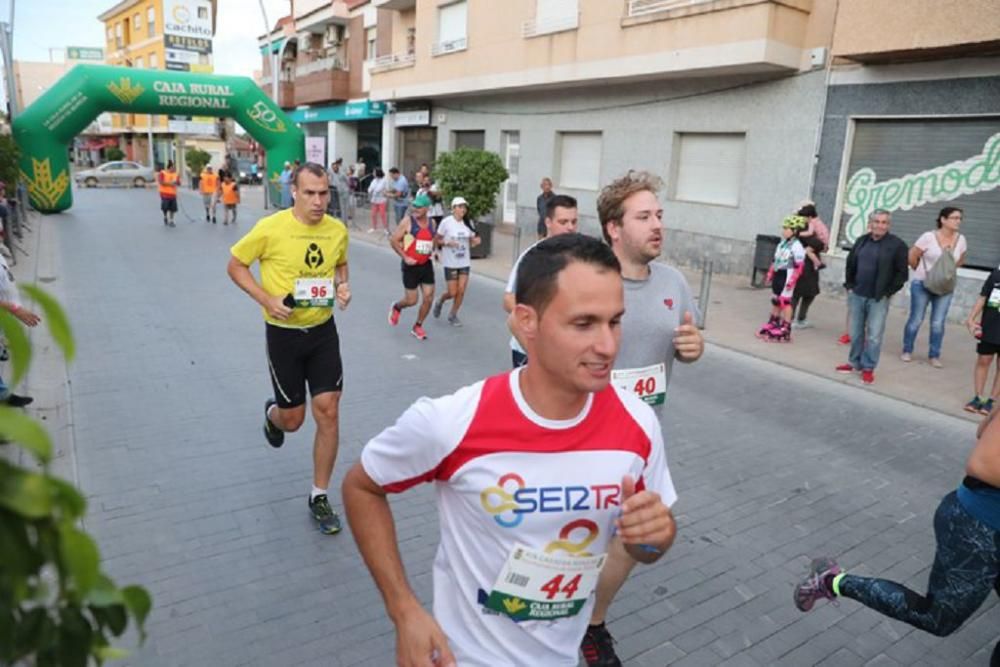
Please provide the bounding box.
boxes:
[12,64,304,213]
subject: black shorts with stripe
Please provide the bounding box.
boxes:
[265,317,343,408]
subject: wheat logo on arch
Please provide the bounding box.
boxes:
[107,77,145,105]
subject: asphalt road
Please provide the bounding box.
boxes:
[45,187,997,666]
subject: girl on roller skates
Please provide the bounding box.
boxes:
[758,215,807,342]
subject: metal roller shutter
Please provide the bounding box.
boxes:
[839,118,1000,270]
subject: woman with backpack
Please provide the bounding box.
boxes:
[901,207,967,368]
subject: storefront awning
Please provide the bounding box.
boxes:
[259,38,286,55]
[288,100,386,124]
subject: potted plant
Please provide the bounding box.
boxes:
[431,148,508,258]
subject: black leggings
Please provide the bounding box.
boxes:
[839,491,1000,664]
[792,294,815,321]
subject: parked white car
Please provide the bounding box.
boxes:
[75,161,156,188]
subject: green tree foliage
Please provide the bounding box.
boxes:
[432,148,508,221]
[184,147,211,176]
[103,147,125,162]
[0,286,151,666]
[0,134,20,187]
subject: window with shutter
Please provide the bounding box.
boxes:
[672,133,746,207]
[558,132,602,191]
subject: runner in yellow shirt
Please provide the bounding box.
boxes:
[227,162,351,534]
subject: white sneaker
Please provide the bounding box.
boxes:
[900,352,912,362]
[930,358,943,368]
[791,320,813,330]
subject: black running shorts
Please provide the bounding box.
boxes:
[443,266,470,281]
[265,317,343,409]
[160,197,178,213]
[401,261,434,290]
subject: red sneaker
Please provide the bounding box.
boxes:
[388,302,401,326]
[411,323,427,340]
[861,369,875,384]
[835,364,855,374]
[837,333,851,345]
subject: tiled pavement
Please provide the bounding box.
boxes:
[18,187,998,666]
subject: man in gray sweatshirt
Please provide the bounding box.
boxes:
[580,170,705,667]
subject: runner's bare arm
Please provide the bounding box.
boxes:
[335,263,351,310]
[342,463,456,667]
[226,256,292,320]
[615,476,677,564]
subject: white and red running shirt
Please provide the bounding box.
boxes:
[361,367,677,667]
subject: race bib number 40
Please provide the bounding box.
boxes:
[293,278,334,308]
[611,363,666,406]
[483,546,606,621]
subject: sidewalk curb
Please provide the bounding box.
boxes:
[705,336,979,426]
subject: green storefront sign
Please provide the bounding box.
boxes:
[288,100,386,124]
[67,47,104,61]
[13,64,304,213]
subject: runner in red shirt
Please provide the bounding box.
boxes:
[388,193,437,340]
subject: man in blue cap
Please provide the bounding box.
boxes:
[388,193,437,340]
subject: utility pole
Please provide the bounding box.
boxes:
[257,0,280,209]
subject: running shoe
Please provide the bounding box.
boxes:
[837,333,851,345]
[835,364,855,374]
[448,314,462,327]
[411,323,427,340]
[966,397,985,414]
[580,623,622,667]
[980,398,995,416]
[308,494,341,535]
[3,394,33,408]
[794,557,841,612]
[433,299,443,319]
[861,369,875,385]
[263,399,284,448]
[388,302,401,326]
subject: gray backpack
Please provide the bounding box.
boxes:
[923,234,960,296]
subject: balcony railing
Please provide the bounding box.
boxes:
[295,55,348,77]
[431,37,467,56]
[626,0,712,17]
[371,52,416,72]
[522,13,579,38]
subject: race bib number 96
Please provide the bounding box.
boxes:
[294,278,334,308]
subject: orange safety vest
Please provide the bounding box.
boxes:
[221,181,239,205]
[158,170,178,198]
[199,171,218,194]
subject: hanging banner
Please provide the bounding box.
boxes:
[305,136,326,165]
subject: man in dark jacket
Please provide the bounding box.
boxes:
[836,209,908,384]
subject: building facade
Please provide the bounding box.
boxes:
[811,0,1000,313]
[99,0,220,167]
[259,0,388,176]
[366,0,836,274]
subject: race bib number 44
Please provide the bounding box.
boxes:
[293,278,334,308]
[611,363,666,406]
[484,546,606,621]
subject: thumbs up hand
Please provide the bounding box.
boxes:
[614,475,676,563]
[674,310,704,362]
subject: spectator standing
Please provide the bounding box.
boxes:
[536,177,554,238]
[367,168,389,234]
[386,167,410,226]
[901,207,967,368]
[835,209,908,385]
[964,266,1000,414]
